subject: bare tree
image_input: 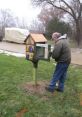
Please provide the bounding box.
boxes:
[38,6,65,27]
[29,20,45,33]
[0,9,17,40]
[17,17,29,29]
[0,9,16,28]
[31,0,82,46]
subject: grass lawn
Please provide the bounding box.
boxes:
[0,54,82,117]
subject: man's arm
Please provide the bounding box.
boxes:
[52,41,62,60]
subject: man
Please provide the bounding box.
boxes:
[45,32,71,93]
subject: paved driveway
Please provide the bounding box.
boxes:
[71,49,82,65]
[0,41,82,65]
[0,41,25,54]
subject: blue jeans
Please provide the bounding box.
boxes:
[49,62,69,91]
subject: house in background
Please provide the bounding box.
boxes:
[4,27,29,44]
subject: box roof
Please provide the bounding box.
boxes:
[25,33,47,43]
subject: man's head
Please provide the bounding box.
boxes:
[52,32,61,42]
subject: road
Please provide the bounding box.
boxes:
[0,41,82,65]
[0,41,25,54]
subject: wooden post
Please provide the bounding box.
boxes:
[33,61,38,86]
[33,67,37,86]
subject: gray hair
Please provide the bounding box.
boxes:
[52,32,61,40]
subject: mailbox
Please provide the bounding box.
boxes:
[25,33,51,61]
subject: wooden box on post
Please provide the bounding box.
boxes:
[24,33,51,86]
[24,33,51,61]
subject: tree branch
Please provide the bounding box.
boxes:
[61,0,76,20]
[47,1,76,19]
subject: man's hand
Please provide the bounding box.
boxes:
[49,52,52,57]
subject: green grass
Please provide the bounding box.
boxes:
[0,54,82,117]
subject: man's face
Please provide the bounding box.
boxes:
[52,32,61,43]
[52,37,58,43]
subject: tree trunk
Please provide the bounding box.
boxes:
[75,20,81,47]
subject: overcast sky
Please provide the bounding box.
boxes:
[0,0,41,25]
[0,0,82,25]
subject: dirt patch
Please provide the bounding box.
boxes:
[23,81,49,95]
[16,108,28,117]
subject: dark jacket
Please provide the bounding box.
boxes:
[52,39,71,64]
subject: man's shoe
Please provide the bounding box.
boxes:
[55,88,63,92]
[45,86,54,93]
